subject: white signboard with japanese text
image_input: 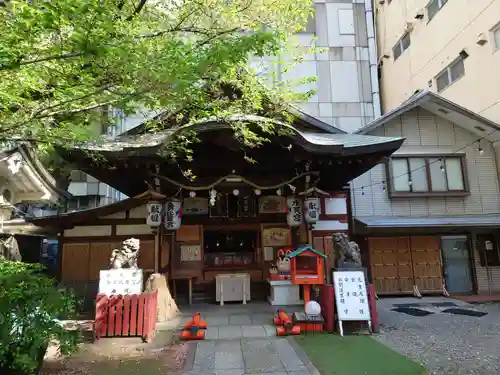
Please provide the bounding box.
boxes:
[333,271,371,336]
[98,269,143,296]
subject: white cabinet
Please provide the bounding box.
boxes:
[215,273,251,305]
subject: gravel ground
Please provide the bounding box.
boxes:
[374,297,500,375]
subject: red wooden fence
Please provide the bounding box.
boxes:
[93,291,158,342]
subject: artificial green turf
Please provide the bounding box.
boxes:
[295,334,427,375]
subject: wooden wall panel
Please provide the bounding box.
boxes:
[410,236,443,293]
[176,225,201,243]
[160,235,171,271]
[61,243,90,282]
[369,236,444,295]
[88,242,114,281]
[138,240,155,271]
[368,237,413,294]
[313,235,335,283]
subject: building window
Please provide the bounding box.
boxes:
[492,23,500,50]
[386,156,468,197]
[436,57,465,92]
[477,234,500,267]
[70,170,87,182]
[393,33,411,60]
[427,0,447,22]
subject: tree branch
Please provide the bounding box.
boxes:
[126,0,148,20]
[7,52,83,70]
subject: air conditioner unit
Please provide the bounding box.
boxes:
[414,9,424,19]
[476,33,487,46]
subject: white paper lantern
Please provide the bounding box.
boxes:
[146,201,162,227]
[164,199,182,230]
[286,196,303,227]
[305,300,321,316]
[304,197,320,224]
[189,191,196,198]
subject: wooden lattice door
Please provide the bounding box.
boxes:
[410,236,443,293]
[368,237,413,294]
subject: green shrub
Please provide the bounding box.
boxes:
[0,261,80,373]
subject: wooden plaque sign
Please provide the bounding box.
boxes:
[176,225,201,243]
[183,197,209,215]
[262,227,291,247]
[259,196,286,214]
[238,195,257,218]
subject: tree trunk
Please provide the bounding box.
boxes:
[144,273,179,322]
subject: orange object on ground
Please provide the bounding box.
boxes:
[185,312,207,329]
[276,325,301,336]
[295,322,323,332]
[273,310,292,326]
[181,329,205,340]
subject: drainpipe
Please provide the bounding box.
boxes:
[365,0,382,118]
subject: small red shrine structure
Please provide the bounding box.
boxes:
[288,245,326,285]
[288,245,326,305]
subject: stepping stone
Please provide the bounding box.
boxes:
[391,307,434,317]
[442,308,487,317]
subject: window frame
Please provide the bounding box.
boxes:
[477,234,500,267]
[435,57,465,92]
[427,0,447,23]
[392,32,411,61]
[385,154,469,198]
[491,22,500,52]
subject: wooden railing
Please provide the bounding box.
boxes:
[94,291,158,342]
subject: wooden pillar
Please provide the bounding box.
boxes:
[154,230,160,273]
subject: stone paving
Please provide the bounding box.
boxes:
[374,297,500,375]
[174,302,319,375]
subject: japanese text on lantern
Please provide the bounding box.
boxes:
[308,201,318,219]
[165,201,174,229]
[147,202,162,226]
[333,271,370,321]
[292,199,301,222]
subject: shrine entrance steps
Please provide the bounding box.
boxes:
[169,302,319,375]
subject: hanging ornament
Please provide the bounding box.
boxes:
[209,189,217,206]
[233,189,240,196]
[189,191,196,198]
[254,189,261,196]
[276,188,282,196]
[477,140,484,155]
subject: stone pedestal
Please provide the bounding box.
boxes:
[267,279,303,306]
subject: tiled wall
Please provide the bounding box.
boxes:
[252,0,380,133]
